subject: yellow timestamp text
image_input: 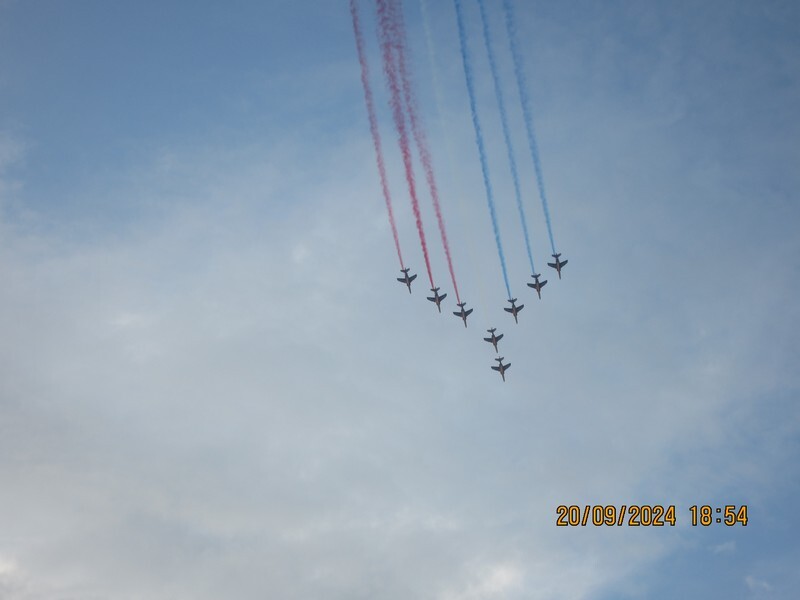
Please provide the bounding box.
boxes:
[555,504,749,527]
[689,504,748,526]
[556,504,677,526]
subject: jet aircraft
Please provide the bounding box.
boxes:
[396,268,417,293]
[491,357,511,382]
[453,302,473,327]
[547,253,568,279]
[504,298,524,323]
[527,273,548,299]
[483,328,504,352]
[427,287,447,312]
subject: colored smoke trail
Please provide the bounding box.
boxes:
[477,0,537,275]
[502,0,557,255]
[453,0,512,299]
[349,0,405,270]
[478,0,536,273]
[388,0,462,304]
[418,0,490,318]
[376,0,435,289]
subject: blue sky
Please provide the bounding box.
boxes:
[1,1,798,598]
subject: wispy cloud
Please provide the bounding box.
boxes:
[746,575,773,593]
[712,541,736,555]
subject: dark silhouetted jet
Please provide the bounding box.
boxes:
[483,328,504,352]
[547,253,568,279]
[504,298,524,323]
[427,287,447,312]
[396,268,417,293]
[491,357,511,382]
[452,302,473,327]
[527,273,548,299]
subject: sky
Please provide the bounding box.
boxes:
[0,1,798,598]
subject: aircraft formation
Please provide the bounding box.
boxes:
[394,251,566,381]
[351,0,568,381]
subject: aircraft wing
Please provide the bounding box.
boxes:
[465,309,473,316]
[409,274,417,282]
[547,262,557,268]
[496,333,503,341]
[561,260,568,267]
[491,366,500,372]
[503,307,512,313]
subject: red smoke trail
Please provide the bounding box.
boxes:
[376,0,435,289]
[349,0,405,270]
[387,0,462,304]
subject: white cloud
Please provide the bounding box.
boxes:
[0,126,684,599]
[746,575,773,593]
[441,563,523,600]
[712,541,736,555]
[0,556,18,577]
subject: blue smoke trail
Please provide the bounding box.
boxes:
[453,0,511,299]
[477,0,536,275]
[502,0,556,255]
